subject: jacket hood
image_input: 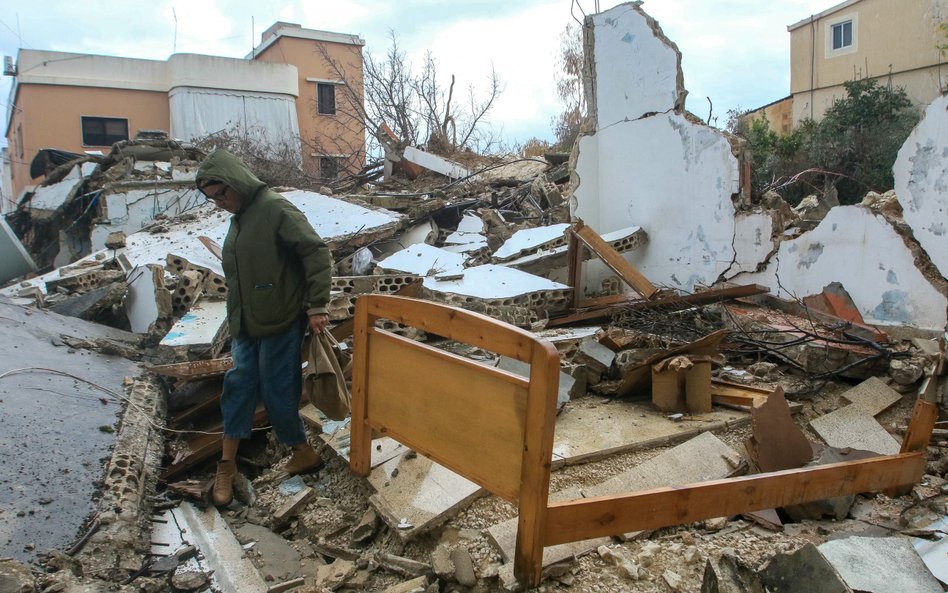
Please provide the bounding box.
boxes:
[196,149,267,202]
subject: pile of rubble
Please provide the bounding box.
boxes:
[1,3,947,593]
[0,134,945,593]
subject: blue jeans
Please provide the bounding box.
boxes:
[221,319,307,446]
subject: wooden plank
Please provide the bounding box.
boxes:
[350,298,373,477]
[542,453,926,545]
[575,294,634,309]
[900,400,938,454]
[573,222,658,299]
[513,343,561,588]
[362,295,540,363]
[566,227,582,309]
[710,379,772,408]
[161,404,268,480]
[548,284,769,327]
[366,329,528,501]
[148,357,233,380]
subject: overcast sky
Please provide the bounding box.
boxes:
[1,0,833,147]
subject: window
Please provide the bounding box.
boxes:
[317,83,336,115]
[319,156,340,180]
[81,116,129,147]
[832,20,853,50]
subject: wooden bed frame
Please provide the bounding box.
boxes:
[349,295,936,589]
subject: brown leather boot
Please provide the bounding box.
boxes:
[212,459,236,506]
[285,443,324,475]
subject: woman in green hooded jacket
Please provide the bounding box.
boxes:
[196,149,332,506]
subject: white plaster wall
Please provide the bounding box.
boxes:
[91,187,205,251]
[590,4,682,124]
[894,94,948,277]
[728,212,776,276]
[734,206,947,331]
[574,113,740,291]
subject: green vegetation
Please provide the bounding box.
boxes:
[730,79,920,205]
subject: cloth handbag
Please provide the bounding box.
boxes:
[302,331,351,421]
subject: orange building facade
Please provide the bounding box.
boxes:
[3,22,365,205]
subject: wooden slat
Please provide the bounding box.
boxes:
[576,293,635,309]
[573,221,658,299]
[900,399,938,453]
[349,298,374,476]
[543,453,925,545]
[148,357,233,380]
[366,329,529,501]
[710,380,772,408]
[567,227,582,309]
[547,284,770,327]
[513,341,561,588]
[362,295,540,363]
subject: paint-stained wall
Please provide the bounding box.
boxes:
[895,94,948,279]
[575,2,947,330]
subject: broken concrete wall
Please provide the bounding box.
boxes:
[573,3,743,293]
[733,206,948,331]
[573,2,946,331]
[895,94,948,278]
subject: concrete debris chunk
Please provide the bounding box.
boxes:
[840,376,902,416]
[701,553,766,593]
[809,404,901,455]
[818,536,942,593]
[449,547,477,587]
[760,543,853,593]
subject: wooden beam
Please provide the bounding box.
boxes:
[542,453,926,545]
[513,344,561,589]
[547,284,770,327]
[573,221,658,299]
[566,224,582,309]
[900,400,938,453]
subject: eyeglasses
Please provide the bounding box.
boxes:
[198,181,227,201]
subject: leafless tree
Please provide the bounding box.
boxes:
[552,22,586,150]
[316,30,504,159]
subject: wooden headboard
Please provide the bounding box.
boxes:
[349,295,935,589]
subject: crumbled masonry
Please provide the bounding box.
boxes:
[1,2,947,592]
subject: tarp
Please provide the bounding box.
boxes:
[29,148,84,179]
[169,87,301,163]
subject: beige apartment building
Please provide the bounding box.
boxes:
[745,0,946,133]
[788,0,947,125]
[3,22,365,203]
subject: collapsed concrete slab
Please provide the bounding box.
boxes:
[734,206,948,330]
[421,264,572,319]
[895,94,948,279]
[0,297,141,563]
[376,243,466,277]
[573,4,741,293]
[90,185,205,251]
[24,163,86,212]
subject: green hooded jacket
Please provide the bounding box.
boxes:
[196,149,332,339]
